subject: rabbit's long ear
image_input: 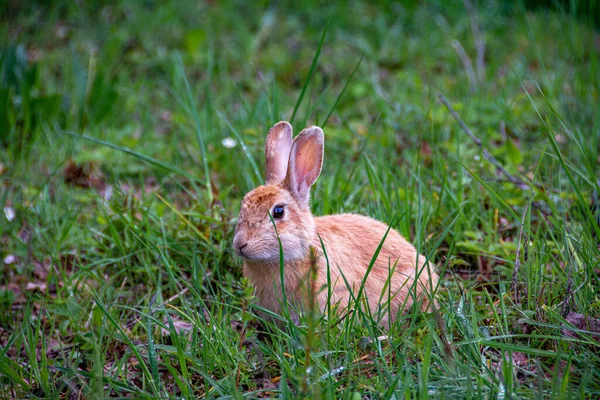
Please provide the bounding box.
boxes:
[286,126,324,205]
[265,121,293,185]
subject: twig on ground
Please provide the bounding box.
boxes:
[556,281,585,318]
[499,121,507,143]
[512,204,529,303]
[562,270,574,318]
[464,0,486,82]
[437,93,531,190]
[451,40,477,93]
[163,288,189,306]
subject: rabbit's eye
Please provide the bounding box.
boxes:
[272,205,285,219]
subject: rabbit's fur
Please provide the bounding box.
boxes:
[233,121,438,327]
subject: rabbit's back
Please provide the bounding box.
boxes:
[313,214,437,321]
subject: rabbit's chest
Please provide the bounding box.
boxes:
[243,262,310,312]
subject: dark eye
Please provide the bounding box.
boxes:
[272,205,285,219]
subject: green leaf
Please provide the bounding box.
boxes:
[31,94,62,122]
[89,74,118,124]
[184,29,206,54]
[504,139,523,165]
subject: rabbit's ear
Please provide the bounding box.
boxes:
[286,126,324,204]
[265,121,293,185]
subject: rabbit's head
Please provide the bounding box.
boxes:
[233,121,324,263]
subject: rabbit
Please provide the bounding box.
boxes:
[233,121,438,327]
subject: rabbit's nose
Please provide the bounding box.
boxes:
[233,235,248,256]
[235,242,248,256]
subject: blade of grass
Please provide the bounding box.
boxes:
[164,309,192,397]
[0,354,31,390]
[268,211,294,330]
[542,116,600,238]
[175,52,212,204]
[363,154,392,212]
[155,193,210,243]
[459,161,520,221]
[354,212,400,321]
[518,77,600,238]
[290,23,329,125]
[218,110,262,185]
[93,295,159,395]
[322,54,364,128]
[146,315,160,387]
[62,130,199,182]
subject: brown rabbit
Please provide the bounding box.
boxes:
[233,121,438,327]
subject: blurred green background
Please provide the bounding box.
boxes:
[1,0,599,398]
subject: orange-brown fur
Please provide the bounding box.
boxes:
[233,122,439,328]
[240,186,438,327]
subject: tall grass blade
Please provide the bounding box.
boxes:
[290,23,329,125]
[322,54,364,128]
[62,130,198,182]
[175,52,212,203]
[218,110,262,185]
[93,295,159,395]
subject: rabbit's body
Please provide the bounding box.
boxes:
[234,122,438,327]
[243,210,436,326]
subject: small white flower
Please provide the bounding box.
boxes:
[474,154,480,161]
[222,137,237,148]
[4,207,15,222]
[3,254,16,264]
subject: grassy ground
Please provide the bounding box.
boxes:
[1,0,599,398]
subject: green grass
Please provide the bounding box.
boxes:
[1,0,600,398]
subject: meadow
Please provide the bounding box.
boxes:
[1,0,599,398]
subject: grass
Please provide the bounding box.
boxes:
[1,0,600,398]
